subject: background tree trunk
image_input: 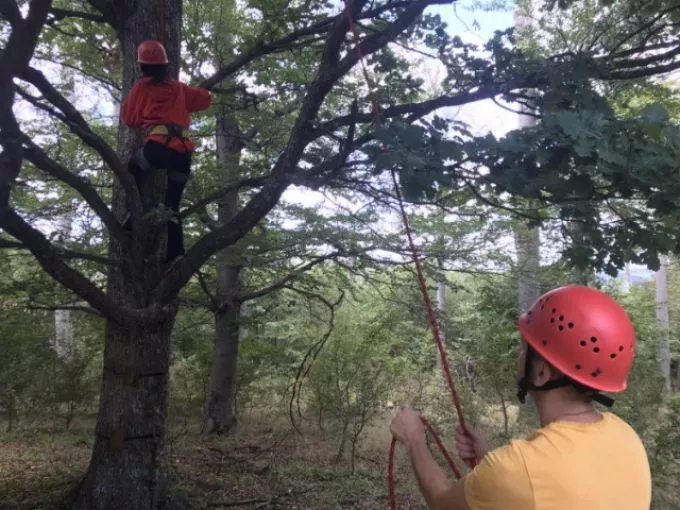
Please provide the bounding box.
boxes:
[513,222,541,313]
[75,1,183,508]
[513,2,541,424]
[203,94,244,435]
[53,211,76,361]
[655,255,672,393]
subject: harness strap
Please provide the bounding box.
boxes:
[146,124,190,139]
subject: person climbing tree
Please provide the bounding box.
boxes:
[390,285,652,510]
[121,39,212,267]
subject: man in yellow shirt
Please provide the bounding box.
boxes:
[391,285,652,510]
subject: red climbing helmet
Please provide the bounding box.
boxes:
[517,285,636,393]
[137,40,168,65]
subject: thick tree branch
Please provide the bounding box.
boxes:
[0,0,53,209]
[324,0,370,65]
[0,0,21,27]
[84,0,118,28]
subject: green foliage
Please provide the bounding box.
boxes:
[305,298,412,467]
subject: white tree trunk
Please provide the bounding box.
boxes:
[436,257,446,342]
[52,211,76,361]
[514,223,541,313]
[655,255,672,393]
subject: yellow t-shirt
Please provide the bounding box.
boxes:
[464,412,651,510]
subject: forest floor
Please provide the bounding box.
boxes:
[0,413,429,509]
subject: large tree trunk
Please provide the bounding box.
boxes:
[203,93,244,435]
[74,1,182,508]
[655,255,672,393]
[75,319,176,509]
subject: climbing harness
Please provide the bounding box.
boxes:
[146,123,192,156]
[145,124,190,140]
[339,2,468,507]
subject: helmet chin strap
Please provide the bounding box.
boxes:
[516,346,615,408]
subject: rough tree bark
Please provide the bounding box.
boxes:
[74,1,183,508]
[203,97,244,435]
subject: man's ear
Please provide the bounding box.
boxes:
[531,356,553,389]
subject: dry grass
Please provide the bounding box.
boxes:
[0,413,432,509]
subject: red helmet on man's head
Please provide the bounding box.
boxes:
[517,285,636,393]
[137,40,168,65]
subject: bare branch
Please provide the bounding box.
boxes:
[240,252,345,302]
[289,288,344,433]
[0,209,128,322]
[48,7,107,23]
[196,270,218,309]
[20,133,125,240]
[198,0,419,90]
[27,299,103,318]
[18,67,129,184]
[180,176,268,219]
[199,20,335,90]
[0,238,116,266]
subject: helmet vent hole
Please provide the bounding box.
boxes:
[550,318,555,323]
[559,315,564,321]
[610,353,616,359]
[558,325,564,331]
[591,368,602,377]
[552,308,557,314]
[542,340,548,346]
[619,345,624,352]
[590,336,598,343]
[527,311,533,316]
[593,347,600,353]
[580,340,587,347]
[575,364,582,370]
[568,322,574,328]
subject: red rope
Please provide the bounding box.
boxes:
[340,3,470,508]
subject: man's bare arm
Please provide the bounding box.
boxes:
[406,436,470,510]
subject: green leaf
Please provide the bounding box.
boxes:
[641,104,669,124]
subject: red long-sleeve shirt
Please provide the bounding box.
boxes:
[121,77,212,153]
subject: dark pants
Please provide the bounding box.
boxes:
[127,141,192,262]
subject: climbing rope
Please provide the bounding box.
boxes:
[340,2,469,507]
